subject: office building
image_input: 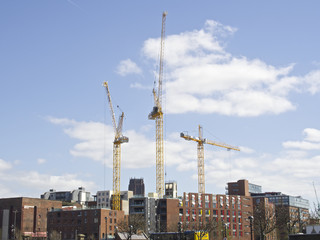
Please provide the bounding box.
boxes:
[41,187,92,206]
[128,178,145,196]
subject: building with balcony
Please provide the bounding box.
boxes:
[155,192,254,240]
[129,196,157,233]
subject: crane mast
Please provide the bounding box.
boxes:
[103,81,128,210]
[180,125,240,194]
[313,182,320,216]
[148,11,167,198]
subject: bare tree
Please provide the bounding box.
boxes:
[48,230,62,240]
[117,214,146,234]
[275,205,306,238]
[253,201,277,240]
[193,218,218,240]
[87,233,97,240]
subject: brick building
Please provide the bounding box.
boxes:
[156,193,254,240]
[0,197,62,239]
[227,179,262,196]
[252,192,309,238]
[227,179,310,239]
[252,197,277,240]
[157,198,180,232]
[47,208,124,239]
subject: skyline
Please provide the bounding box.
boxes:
[1,1,320,208]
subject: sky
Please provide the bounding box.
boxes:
[1,1,320,210]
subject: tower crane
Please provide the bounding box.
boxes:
[180,125,240,194]
[313,182,320,216]
[103,81,128,210]
[148,11,167,198]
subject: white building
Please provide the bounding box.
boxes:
[96,190,133,215]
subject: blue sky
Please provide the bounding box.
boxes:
[1,1,320,209]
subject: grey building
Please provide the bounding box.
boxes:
[128,178,145,196]
[251,192,309,209]
[41,187,92,205]
[129,196,157,234]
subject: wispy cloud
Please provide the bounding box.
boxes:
[283,128,320,150]
[116,59,142,76]
[47,117,319,199]
[37,158,47,164]
[0,158,96,198]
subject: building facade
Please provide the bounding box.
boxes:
[96,190,133,215]
[0,197,62,240]
[227,179,262,196]
[252,192,309,237]
[227,179,310,239]
[129,196,157,233]
[156,192,254,240]
[41,187,92,206]
[47,208,124,239]
[128,178,145,197]
[165,181,178,199]
[253,197,277,240]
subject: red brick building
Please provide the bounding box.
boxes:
[0,197,62,239]
[157,193,254,240]
[47,208,125,239]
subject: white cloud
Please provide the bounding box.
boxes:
[283,128,320,150]
[141,20,319,117]
[304,128,320,142]
[0,158,12,171]
[304,70,320,94]
[0,157,96,198]
[116,59,142,76]
[15,172,96,191]
[48,117,320,204]
[130,82,152,90]
[37,158,47,164]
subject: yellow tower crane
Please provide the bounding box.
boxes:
[180,125,240,194]
[148,11,167,198]
[103,81,129,210]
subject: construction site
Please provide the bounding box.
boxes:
[1,2,320,240]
